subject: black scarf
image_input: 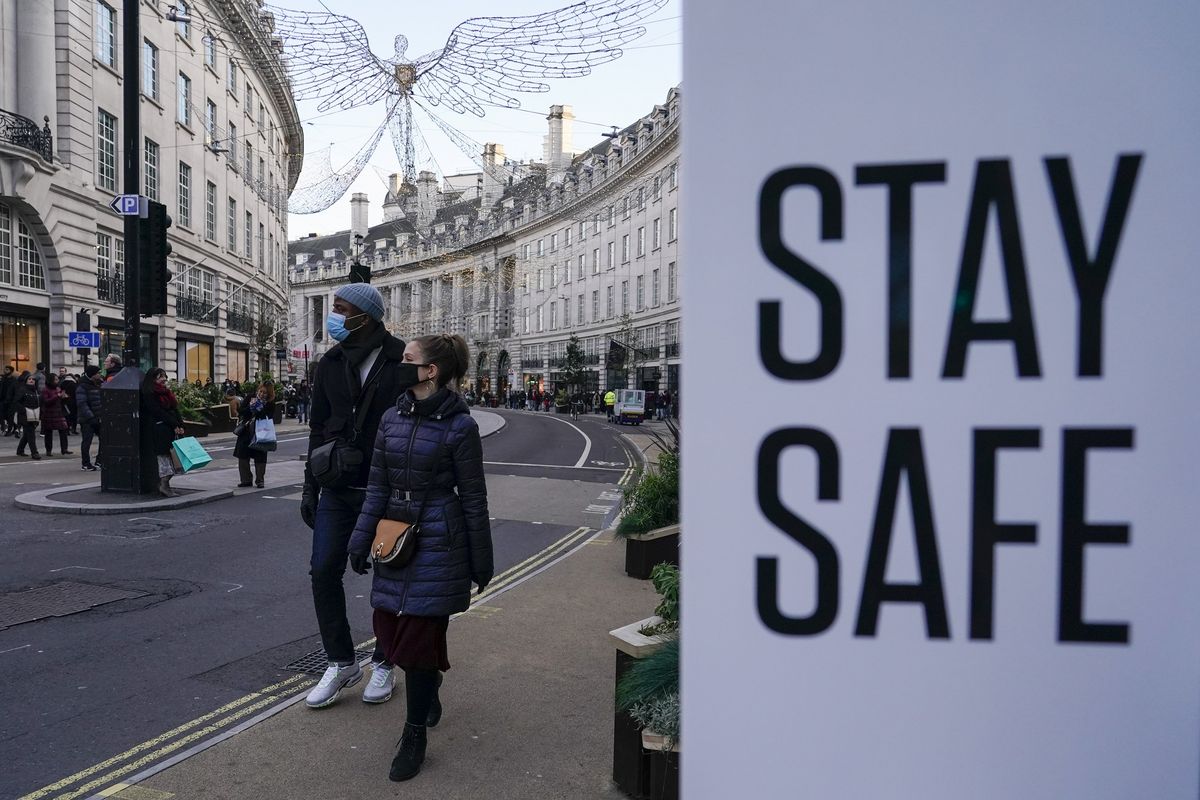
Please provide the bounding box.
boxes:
[339,322,387,368]
[412,387,452,417]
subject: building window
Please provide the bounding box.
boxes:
[95,1,116,67]
[142,40,159,100]
[550,301,557,330]
[653,218,661,250]
[536,268,544,292]
[637,226,645,258]
[245,82,253,111]
[0,207,47,290]
[653,175,661,201]
[592,215,600,235]
[258,223,265,267]
[550,264,558,288]
[550,233,558,252]
[537,238,545,257]
[258,101,265,130]
[577,294,584,325]
[607,242,615,269]
[96,231,125,302]
[522,308,529,334]
[203,32,216,68]
[669,162,678,190]
[592,248,600,275]
[205,99,216,145]
[227,59,237,93]
[592,290,599,322]
[175,2,191,39]
[622,197,630,220]
[636,275,645,311]
[621,235,630,263]
[244,211,252,258]
[205,181,216,241]
[621,280,629,314]
[228,122,237,164]
[668,261,677,302]
[179,341,213,384]
[579,220,586,240]
[652,269,660,306]
[668,208,677,241]
[177,72,191,126]
[637,187,645,210]
[96,109,117,191]
[245,142,253,181]
[144,138,159,201]
[227,197,237,250]
[565,227,572,247]
[577,254,585,281]
[537,305,544,333]
[258,157,265,190]
[606,286,614,318]
[607,206,615,227]
[0,207,11,284]
[178,162,191,228]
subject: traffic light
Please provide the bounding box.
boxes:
[138,200,173,316]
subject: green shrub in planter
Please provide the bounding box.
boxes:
[617,451,679,536]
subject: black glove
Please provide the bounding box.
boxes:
[349,552,372,575]
[300,482,319,530]
[472,573,492,594]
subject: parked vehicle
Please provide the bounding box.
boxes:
[613,389,646,425]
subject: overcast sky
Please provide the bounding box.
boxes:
[278,0,682,238]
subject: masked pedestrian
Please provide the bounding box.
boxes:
[15,373,41,459]
[347,333,494,782]
[141,369,185,497]
[76,365,103,471]
[235,382,275,488]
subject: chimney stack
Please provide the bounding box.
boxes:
[416,171,438,229]
[482,143,506,209]
[350,192,369,241]
[544,105,575,182]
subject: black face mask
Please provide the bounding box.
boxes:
[395,362,421,389]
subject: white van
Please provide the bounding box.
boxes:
[614,389,646,425]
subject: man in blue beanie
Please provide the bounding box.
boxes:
[302,282,416,708]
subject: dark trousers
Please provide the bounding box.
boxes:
[44,428,68,454]
[17,422,38,454]
[296,401,309,424]
[310,488,386,665]
[80,420,100,466]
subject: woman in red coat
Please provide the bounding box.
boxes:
[39,373,70,456]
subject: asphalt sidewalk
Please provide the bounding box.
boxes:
[118,526,655,800]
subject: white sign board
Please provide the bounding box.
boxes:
[682,2,1200,797]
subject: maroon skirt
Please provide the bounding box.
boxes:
[373,610,451,672]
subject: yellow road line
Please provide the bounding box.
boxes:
[471,527,591,605]
[36,683,313,800]
[19,675,309,800]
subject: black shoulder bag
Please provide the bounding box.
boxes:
[308,360,382,489]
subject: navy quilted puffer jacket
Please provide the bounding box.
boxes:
[349,388,494,617]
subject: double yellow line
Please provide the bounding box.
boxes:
[19,675,313,800]
[22,526,595,800]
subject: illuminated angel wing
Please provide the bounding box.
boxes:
[266,6,396,113]
[412,0,668,117]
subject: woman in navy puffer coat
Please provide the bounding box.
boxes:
[348,332,493,783]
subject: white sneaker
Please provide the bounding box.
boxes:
[305,662,363,709]
[362,663,395,704]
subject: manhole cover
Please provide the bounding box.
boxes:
[0,581,146,630]
[283,646,375,675]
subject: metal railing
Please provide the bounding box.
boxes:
[97,273,124,305]
[226,308,254,334]
[177,294,213,322]
[0,109,52,161]
[665,342,680,358]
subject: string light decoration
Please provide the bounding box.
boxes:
[267,0,668,213]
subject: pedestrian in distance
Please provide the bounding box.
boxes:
[31,362,46,394]
[604,388,616,421]
[76,365,104,471]
[59,369,79,434]
[40,374,71,456]
[103,353,122,382]
[301,282,412,710]
[140,368,185,497]
[235,382,275,488]
[15,373,41,459]
[0,365,16,435]
[348,332,494,783]
[295,379,311,424]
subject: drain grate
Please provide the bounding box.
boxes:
[283,645,374,675]
[0,581,146,630]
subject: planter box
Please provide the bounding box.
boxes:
[641,731,680,800]
[611,617,671,800]
[273,406,284,425]
[204,405,239,434]
[180,420,211,438]
[624,524,680,580]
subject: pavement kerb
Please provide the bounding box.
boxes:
[13,483,235,515]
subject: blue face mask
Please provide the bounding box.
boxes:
[326,311,367,342]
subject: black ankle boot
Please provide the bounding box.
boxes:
[389,723,427,782]
[426,673,444,728]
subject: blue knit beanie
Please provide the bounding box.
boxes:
[334,283,385,321]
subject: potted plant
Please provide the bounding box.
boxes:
[611,564,680,800]
[618,420,680,579]
[170,380,212,437]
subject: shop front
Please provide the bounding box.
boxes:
[98,322,157,372]
[178,337,214,384]
[227,346,250,385]
[0,307,47,373]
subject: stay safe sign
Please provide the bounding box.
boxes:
[682,2,1199,798]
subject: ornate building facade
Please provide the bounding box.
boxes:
[0,0,300,381]
[288,87,680,399]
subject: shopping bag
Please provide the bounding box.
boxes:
[171,436,212,472]
[250,418,277,452]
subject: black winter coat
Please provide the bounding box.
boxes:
[0,374,14,405]
[141,392,184,455]
[76,380,102,423]
[349,389,494,617]
[308,333,408,488]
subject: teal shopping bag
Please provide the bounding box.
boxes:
[172,436,213,472]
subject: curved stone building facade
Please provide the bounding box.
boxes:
[0,0,300,381]
[288,87,680,400]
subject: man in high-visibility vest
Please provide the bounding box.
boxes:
[604,389,616,422]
